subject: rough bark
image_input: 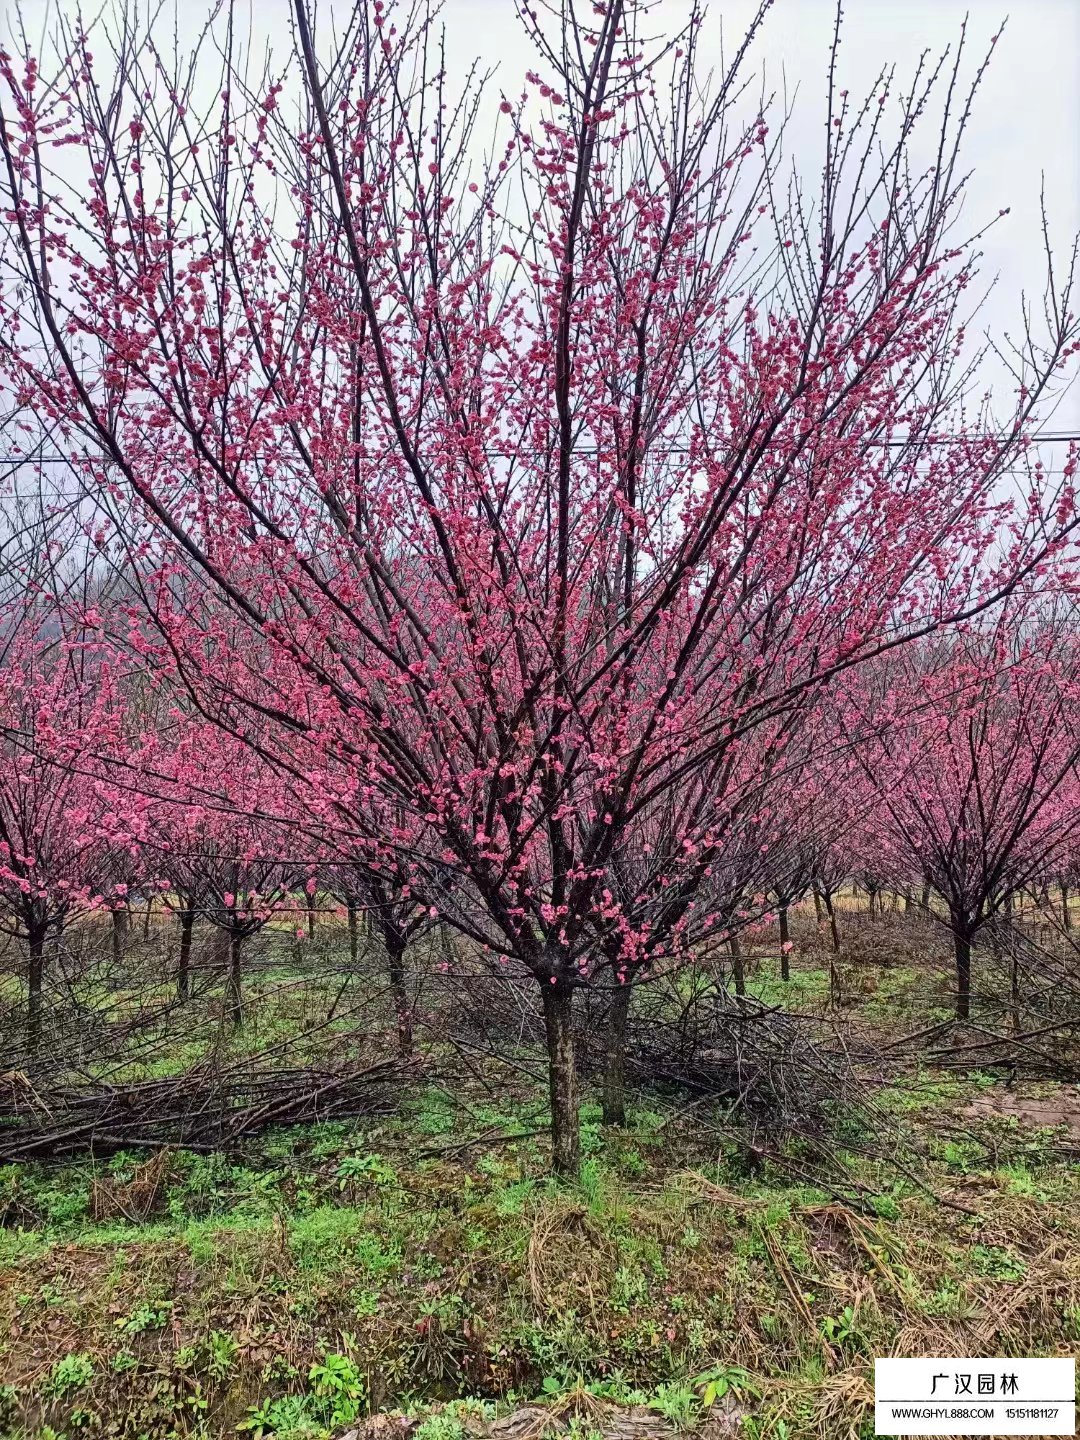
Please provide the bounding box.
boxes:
[27,924,46,1052]
[542,980,580,1178]
[729,931,746,996]
[347,896,359,966]
[385,937,412,1057]
[226,931,244,1029]
[177,909,194,1002]
[602,981,632,1126]
[111,905,129,968]
[952,921,972,1020]
[778,904,790,982]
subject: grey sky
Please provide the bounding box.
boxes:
[435,0,1080,428]
[10,0,1080,429]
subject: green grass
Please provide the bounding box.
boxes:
[3,929,1080,1438]
[3,1083,1078,1437]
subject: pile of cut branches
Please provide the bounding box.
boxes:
[0,1054,414,1162]
[439,961,867,1143]
[610,974,870,1142]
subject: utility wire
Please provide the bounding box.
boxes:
[1,434,1079,466]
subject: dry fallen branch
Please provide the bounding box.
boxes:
[0,1054,415,1162]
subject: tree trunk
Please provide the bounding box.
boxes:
[214,926,231,967]
[306,885,316,941]
[226,930,244,1029]
[921,879,932,914]
[111,905,129,968]
[953,922,972,1020]
[177,909,194,1002]
[542,980,580,1178]
[385,938,412,1057]
[812,888,824,923]
[1062,883,1072,932]
[823,889,840,953]
[347,896,359,966]
[778,904,790,981]
[729,932,745,996]
[143,896,153,937]
[27,925,45,1052]
[602,981,632,1126]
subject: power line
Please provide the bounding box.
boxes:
[2,437,1080,466]
[0,429,1080,463]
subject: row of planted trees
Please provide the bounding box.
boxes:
[1,0,1080,1173]
[4,584,1080,1149]
[0,606,421,1046]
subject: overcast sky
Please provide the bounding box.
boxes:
[434,0,1080,429]
[11,0,1080,430]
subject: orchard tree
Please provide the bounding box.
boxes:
[2,0,1079,1170]
[848,601,1080,1019]
[0,609,135,1047]
[811,844,850,959]
[146,725,297,1028]
[139,780,214,1003]
[590,754,789,1125]
[311,846,438,1059]
[756,728,871,980]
